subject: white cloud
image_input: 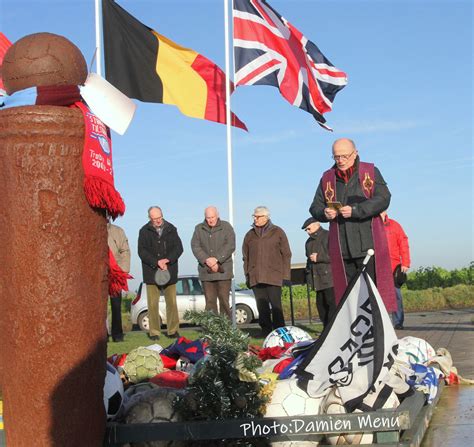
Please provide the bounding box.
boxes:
[235,129,299,147]
[335,120,423,134]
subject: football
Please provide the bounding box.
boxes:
[263,326,312,349]
[104,362,124,420]
[265,378,323,417]
[122,382,159,416]
[125,387,186,447]
[124,381,159,398]
[266,378,324,446]
[320,386,399,445]
[397,336,436,366]
[123,346,164,383]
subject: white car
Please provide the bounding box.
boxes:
[130,275,259,331]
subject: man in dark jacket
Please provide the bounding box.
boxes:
[302,217,335,328]
[309,138,396,312]
[138,206,183,340]
[191,206,235,318]
[242,206,291,336]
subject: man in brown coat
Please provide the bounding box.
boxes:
[242,206,292,336]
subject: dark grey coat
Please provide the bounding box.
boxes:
[138,220,183,285]
[305,228,333,291]
[190,219,235,281]
[309,159,391,259]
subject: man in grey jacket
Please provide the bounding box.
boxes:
[191,206,236,318]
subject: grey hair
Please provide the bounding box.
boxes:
[254,206,270,217]
[148,206,162,216]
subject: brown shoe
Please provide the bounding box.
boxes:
[168,332,180,339]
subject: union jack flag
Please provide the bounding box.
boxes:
[233,0,348,130]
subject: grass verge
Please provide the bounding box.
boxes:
[107,323,324,357]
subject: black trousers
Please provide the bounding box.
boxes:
[252,284,285,336]
[343,256,376,285]
[316,287,337,328]
[109,294,123,339]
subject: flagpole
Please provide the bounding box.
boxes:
[94,0,102,76]
[224,0,236,327]
[363,249,375,266]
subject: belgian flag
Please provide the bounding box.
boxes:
[102,0,247,130]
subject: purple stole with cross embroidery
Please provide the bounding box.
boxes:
[322,162,396,311]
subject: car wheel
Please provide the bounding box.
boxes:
[138,311,150,332]
[235,304,253,325]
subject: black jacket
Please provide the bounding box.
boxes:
[309,158,391,259]
[138,220,183,285]
[305,228,333,291]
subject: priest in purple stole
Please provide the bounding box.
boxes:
[309,138,396,312]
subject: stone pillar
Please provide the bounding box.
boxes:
[0,105,108,446]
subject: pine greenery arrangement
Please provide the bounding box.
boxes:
[176,310,268,425]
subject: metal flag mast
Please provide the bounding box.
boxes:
[94,0,103,76]
[224,0,237,326]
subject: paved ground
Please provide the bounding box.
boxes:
[400,308,474,447]
[395,308,474,379]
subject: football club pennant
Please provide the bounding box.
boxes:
[296,263,398,412]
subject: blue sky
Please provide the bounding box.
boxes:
[2,0,472,290]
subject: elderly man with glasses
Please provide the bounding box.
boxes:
[242,206,292,336]
[309,138,396,313]
[138,206,183,340]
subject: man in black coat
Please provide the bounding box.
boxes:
[309,138,396,313]
[302,217,335,328]
[138,206,183,340]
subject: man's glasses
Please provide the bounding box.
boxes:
[252,215,266,219]
[332,150,355,161]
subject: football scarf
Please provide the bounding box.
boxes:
[0,86,125,218]
[75,101,125,218]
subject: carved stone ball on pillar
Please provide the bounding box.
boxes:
[1,32,88,94]
[0,33,108,447]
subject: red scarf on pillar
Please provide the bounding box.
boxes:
[322,162,396,311]
[75,102,125,219]
[1,85,125,218]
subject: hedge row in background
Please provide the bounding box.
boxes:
[279,284,474,320]
[120,263,473,324]
[406,262,473,290]
[119,284,473,329]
